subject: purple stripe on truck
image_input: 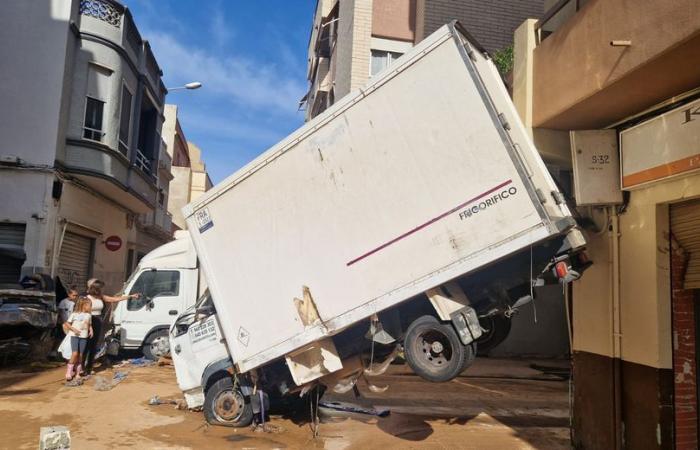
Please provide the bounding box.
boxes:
[346,179,514,266]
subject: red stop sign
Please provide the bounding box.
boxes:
[105,235,122,251]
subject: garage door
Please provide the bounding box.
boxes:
[671,198,700,289]
[0,223,26,284]
[57,232,94,292]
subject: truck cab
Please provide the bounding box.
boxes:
[112,231,202,359]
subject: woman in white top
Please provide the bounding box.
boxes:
[83,278,139,373]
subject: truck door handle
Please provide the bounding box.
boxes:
[169,310,178,315]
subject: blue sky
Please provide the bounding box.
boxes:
[126,1,316,183]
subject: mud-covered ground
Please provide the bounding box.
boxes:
[0,357,570,449]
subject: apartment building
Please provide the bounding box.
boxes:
[0,0,172,293]
[304,0,543,120]
[162,104,213,231]
[512,0,700,447]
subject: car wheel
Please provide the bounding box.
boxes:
[476,315,512,355]
[404,315,468,382]
[204,377,254,427]
[143,329,170,360]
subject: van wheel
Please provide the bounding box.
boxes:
[476,315,512,355]
[404,315,468,382]
[204,377,253,427]
[143,330,170,360]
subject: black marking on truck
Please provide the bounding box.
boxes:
[457,186,518,220]
[346,179,513,266]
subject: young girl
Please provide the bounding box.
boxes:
[64,297,93,381]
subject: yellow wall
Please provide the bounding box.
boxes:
[57,183,129,293]
[574,172,700,369]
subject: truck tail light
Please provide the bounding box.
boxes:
[555,261,569,279]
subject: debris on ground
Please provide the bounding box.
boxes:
[113,357,155,368]
[64,377,86,388]
[156,356,173,366]
[39,426,70,450]
[94,371,129,391]
[148,395,187,409]
[250,423,285,433]
[319,401,390,417]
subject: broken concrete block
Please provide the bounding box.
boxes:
[39,426,70,450]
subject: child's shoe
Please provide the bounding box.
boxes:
[65,363,74,381]
[76,364,84,377]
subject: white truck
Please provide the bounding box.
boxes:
[109,231,204,360]
[168,23,588,427]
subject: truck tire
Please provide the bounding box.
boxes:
[476,315,512,355]
[143,329,170,360]
[404,315,468,383]
[203,377,254,427]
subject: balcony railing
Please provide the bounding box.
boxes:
[536,0,584,40]
[135,149,151,173]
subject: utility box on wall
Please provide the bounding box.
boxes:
[570,130,623,205]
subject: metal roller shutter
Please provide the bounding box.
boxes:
[0,223,26,284]
[671,199,700,290]
[57,232,94,292]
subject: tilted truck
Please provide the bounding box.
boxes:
[168,23,588,427]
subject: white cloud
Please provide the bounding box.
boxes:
[147,31,306,116]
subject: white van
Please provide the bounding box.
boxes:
[111,231,205,359]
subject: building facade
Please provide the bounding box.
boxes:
[304,0,543,120]
[513,0,700,447]
[0,0,172,293]
[162,104,213,231]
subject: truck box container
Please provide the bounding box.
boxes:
[183,23,583,374]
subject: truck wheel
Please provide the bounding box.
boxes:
[476,315,512,355]
[143,330,170,360]
[404,315,468,382]
[204,377,253,427]
[461,342,477,372]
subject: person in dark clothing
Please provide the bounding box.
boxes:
[82,279,139,373]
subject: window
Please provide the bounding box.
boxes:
[127,270,180,310]
[119,85,133,155]
[370,50,403,76]
[83,97,105,141]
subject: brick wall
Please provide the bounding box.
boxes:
[420,0,544,53]
[671,240,698,450]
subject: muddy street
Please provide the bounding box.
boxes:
[0,357,569,449]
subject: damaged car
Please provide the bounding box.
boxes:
[0,244,57,361]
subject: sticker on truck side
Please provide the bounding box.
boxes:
[190,316,218,347]
[195,208,214,233]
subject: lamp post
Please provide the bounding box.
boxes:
[167,81,203,92]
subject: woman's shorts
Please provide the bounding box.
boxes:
[70,336,88,354]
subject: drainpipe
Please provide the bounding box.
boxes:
[611,207,623,449]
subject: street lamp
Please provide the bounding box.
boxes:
[167,81,203,91]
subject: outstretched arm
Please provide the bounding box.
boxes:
[103,293,139,303]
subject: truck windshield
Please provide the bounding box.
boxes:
[118,266,140,296]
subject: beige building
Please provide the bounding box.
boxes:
[162,104,213,231]
[512,0,700,447]
[304,0,543,120]
[0,0,172,293]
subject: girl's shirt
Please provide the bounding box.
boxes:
[88,295,104,317]
[67,312,92,338]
